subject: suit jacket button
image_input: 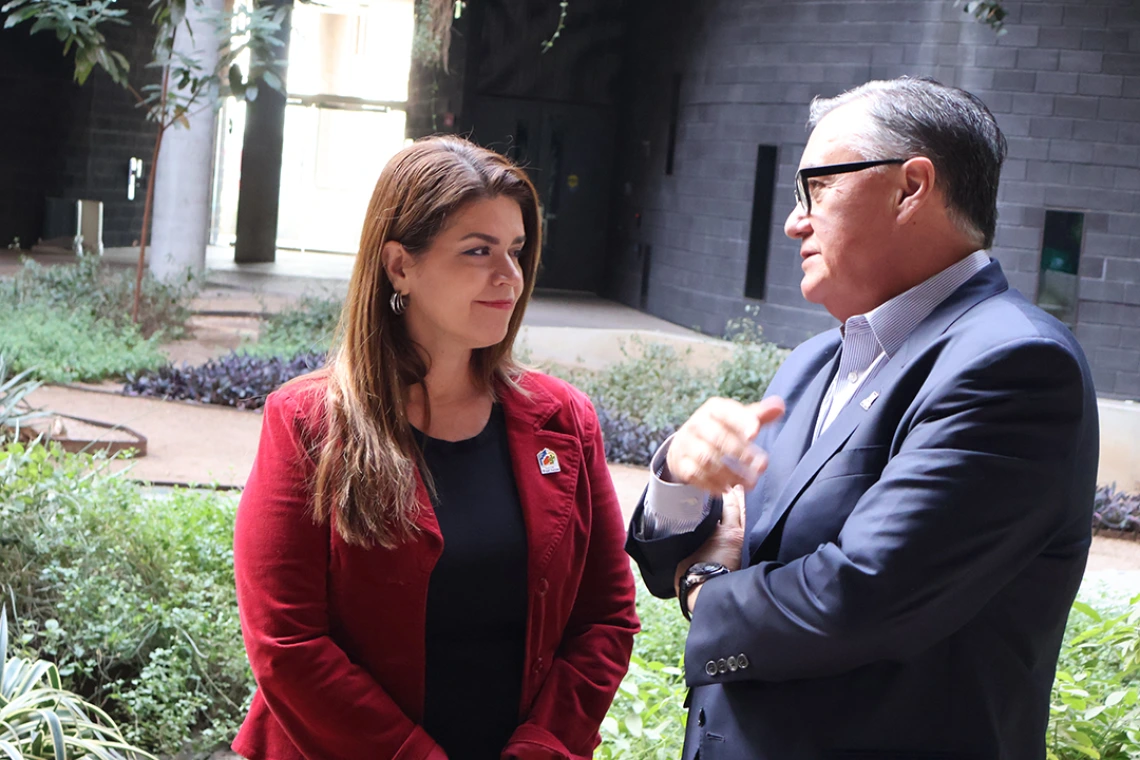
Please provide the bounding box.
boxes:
[705,660,718,676]
[737,653,749,669]
[727,656,738,672]
[537,578,549,596]
[717,658,727,674]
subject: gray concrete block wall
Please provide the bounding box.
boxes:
[1,0,162,249]
[609,0,1140,399]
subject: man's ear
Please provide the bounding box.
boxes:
[896,156,936,224]
[381,240,411,292]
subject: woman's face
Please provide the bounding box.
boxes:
[390,196,528,358]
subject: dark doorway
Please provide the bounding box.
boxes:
[470,96,616,293]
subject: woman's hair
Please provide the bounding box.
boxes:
[309,135,542,548]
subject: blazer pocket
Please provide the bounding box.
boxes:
[696,731,726,760]
[814,445,890,484]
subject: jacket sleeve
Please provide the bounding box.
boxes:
[234,389,447,760]
[682,338,1093,685]
[503,400,640,760]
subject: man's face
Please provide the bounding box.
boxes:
[784,105,904,322]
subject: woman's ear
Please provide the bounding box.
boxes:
[381,240,411,292]
[896,156,936,224]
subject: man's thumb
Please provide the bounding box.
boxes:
[748,396,786,427]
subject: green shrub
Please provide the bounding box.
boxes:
[557,312,788,430]
[0,309,167,383]
[243,294,341,358]
[0,255,195,341]
[0,442,252,756]
[0,255,195,383]
[715,311,789,405]
[599,581,688,760]
[1048,591,1140,760]
[543,315,789,465]
[565,338,717,433]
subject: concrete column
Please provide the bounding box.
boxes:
[147,0,223,282]
[234,0,293,264]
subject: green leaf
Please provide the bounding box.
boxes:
[1105,690,1128,707]
[1083,705,1107,721]
[261,69,283,93]
[169,0,185,28]
[625,712,643,738]
[1071,601,1102,622]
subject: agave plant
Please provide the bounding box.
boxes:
[0,355,47,442]
[1,607,155,760]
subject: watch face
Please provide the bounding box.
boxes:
[689,561,726,576]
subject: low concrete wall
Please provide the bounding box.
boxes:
[517,326,734,372]
[1099,400,1140,493]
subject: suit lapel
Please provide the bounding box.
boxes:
[751,346,910,560]
[747,260,1010,563]
[745,336,840,558]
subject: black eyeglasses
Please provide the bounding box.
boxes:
[794,159,906,215]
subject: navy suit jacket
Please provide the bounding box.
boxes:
[626,262,1099,760]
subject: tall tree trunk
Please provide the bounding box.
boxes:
[132,68,170,324]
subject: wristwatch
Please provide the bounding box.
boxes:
[678,561,730,621]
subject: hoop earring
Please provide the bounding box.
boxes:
[389,291,407,315]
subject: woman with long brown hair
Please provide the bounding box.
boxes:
[231,135,638,760]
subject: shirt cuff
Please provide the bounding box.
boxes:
[642,434,712,537]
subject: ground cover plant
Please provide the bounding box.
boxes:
[1094,484,1140,537]
[121,295,340,408]
[122,351,326,409]
[0,256,195,383]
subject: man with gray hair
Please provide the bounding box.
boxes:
[627,77,1099,759]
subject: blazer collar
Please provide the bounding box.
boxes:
[498,373,563,432]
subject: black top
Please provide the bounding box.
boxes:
[413,404,529,760]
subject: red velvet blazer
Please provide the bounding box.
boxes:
[232,371,638,760]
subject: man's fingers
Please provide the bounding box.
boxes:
[667,396,783,492]
[689,414,764,465]
[748,396,786,427]
[721,485,746,528]
[704,399,765,442]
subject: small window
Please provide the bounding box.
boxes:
[1036,210,1083,326]
[744,145,779,300]
[664,73,682,175]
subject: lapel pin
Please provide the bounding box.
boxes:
[860,391,880,411]
[537,448,560,475]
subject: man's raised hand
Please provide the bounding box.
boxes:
[664,396,786,494]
